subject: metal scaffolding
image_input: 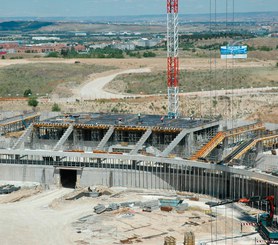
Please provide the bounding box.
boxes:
[167,0,179,119]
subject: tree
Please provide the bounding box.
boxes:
[52,103,61,112]
[28,97,39,108]
[143,51,156,58]
[46,51,59,58]
[24,89,32,97]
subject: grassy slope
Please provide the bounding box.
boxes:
[0,63,115,97]
[108,67,278,94]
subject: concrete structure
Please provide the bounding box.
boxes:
[0,112,40,135]
[1,149,278,210]
[0,112,277,215]
[133,38,161,48]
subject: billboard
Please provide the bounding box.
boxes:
[220,46,247,59]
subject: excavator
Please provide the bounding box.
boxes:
[206,195,278,244]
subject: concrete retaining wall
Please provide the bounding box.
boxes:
[80,168,172,189]
[0,164,55,186]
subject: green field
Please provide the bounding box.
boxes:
[0,63,116,97]
[109,67,278,94]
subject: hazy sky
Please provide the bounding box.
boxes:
[1,0,277,17]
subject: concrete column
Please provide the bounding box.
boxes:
[186,132,194,155]
[73,129,78,146]
[256,141,263,154]
[223,137,229,148]
[54,168,61,187]
[76,169,82,188]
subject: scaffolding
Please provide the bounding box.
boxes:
[167,0,179,118]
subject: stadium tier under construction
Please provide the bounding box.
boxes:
[0,0,277,226]
[0,112,278,211]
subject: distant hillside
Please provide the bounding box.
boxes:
[1,11,277,23]
[0,21,53,31]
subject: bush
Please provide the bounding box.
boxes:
[143,51,156,58]
[52,103,61,112]
[258,46,272,51]
[28,97,38,107]
[46,52,59,58]
[247,45,256,51]
[24,89,32,97]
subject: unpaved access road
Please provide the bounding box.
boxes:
[0,188,91,245]
[77,68,151,100]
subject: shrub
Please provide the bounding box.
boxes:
[24,89,32,97]
[143,51,156,58]
[46,51,59,58]
[258,46,272,51]
[52,103,61,112]
[28,97,39,107]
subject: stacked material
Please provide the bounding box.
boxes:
[160,206,173,212]
[106,203,120,211]
[94,204,106,214]
[164,236,176,245]
[94,203,120,214]
[184,232,195,245]
[159,198,183,207]
[66,191,100,200]
[0,185,20,194]
[176,203,189,213]
[120,202,136,208]
[142,200,159,212]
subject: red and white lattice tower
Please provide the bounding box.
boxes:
[167,0,179,118]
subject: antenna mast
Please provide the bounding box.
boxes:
[167,0,179,118]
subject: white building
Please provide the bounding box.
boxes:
[133,38,161,48]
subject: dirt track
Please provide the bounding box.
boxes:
[77,68,151,100]
[0,187,263,245]
[0,188,90,245]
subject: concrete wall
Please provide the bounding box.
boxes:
[80,168,172,189]
[0,164,55,186]
[0,164,173,190]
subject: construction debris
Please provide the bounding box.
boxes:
[184,232,195,245]
[176,203,189,213]
[164,236,176,245]
[94,202,121,214]
[94,204,106,214]
[66,191,100,200]
[159,198,183,207]
[160,206,173,212]
[142,200,159,212]
[120,235,142,244]
[106,203,120,211]
[0,184,20,194]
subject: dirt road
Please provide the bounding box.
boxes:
[77,68,151,100]
[0,188,91,245]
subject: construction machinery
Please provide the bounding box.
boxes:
[206,196,278,244]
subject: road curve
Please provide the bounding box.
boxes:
[78,68,151,100]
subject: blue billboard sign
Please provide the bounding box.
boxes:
[220,46,248,59]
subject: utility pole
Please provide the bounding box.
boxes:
[167,0,179,118]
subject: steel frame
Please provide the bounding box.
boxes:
[167,0,179,118]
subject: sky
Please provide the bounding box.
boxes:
[1,0,278,17]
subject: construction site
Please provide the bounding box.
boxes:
[0,1,278,245]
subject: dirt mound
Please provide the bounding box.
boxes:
[0,186,42,204]
[247,108,278,124]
